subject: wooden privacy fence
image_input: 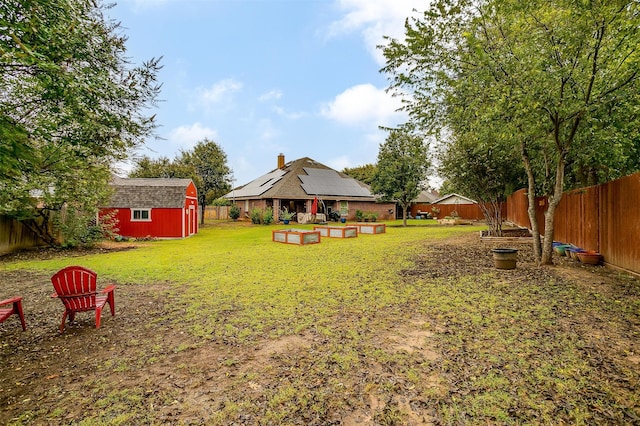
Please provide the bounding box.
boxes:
[506,172,640,275]
[203,205,230,220]
[0,216,45,255]
[411,203,496,220]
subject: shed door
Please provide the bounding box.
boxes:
[188,205,196,236]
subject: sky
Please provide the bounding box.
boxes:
[108,0,425,187]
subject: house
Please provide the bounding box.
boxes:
[100,177,198,238]
[225,154,396,222]
[431,193,477,205]
[409,189,440,217]
[427,193,485,220]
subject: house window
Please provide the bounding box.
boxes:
[340,201,348,216]
[131,208,151,221]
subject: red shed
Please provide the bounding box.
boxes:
[101,177,198,239]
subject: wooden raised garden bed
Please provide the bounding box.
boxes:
[355,223,386,235]
[313,225,358,238]
[438,218,472,225]
[272,229,321,245]
[480,228,533,243]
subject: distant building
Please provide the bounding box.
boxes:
[101,177,198,238]
[431,193,477,205]
[224,154,396,222]
[411,192,481,219]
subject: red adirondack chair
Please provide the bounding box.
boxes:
[51,266,116,333]
[0,296,27,331]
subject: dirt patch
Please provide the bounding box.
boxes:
[0,241,144,262]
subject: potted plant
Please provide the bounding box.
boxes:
[280,208,295,225]
[577,251,602,265]
[355,209,364,222]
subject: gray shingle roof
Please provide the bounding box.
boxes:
[107,177,193,208]
[227,157,377,201]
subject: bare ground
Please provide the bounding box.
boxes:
[0,233,638,424]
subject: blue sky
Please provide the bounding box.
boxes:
[108,0,424,186]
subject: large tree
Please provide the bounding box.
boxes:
[0,0,161,245]
[129,156,192,179]
[179,139,232,224]
[371,128,430,226]
[130,139,232,224]
[382,0,640,264]
[342,164,377,186]
[438,136,524,237]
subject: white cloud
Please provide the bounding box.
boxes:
[321,83,405,126]
[273,106,307,120]
[168,123,218,149]
[328,0,425,64]
[258,89,283,102]
[199,79,243,106]
[327,155,353,172]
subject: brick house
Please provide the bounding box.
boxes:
[225,155,396,222]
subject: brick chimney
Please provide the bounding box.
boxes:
[277,153,285,169]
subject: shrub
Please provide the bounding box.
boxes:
[355,210,364,221]
[250,207,263,224]
[54,207,119,248]
[280,208,295,221]
[229,204,241,221]
[263,207,274,225]
[212,197,230,206]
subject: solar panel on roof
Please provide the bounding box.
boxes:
[300,168,371,197]
[232,169,287,197]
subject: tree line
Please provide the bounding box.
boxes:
[0,0,161,246]
[0,0,232,245]
[379,0,640,264]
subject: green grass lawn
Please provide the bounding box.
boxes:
[3,220,479,343]
[2,219,638,425]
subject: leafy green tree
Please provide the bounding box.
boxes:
[179,139,232,224]
[128,156,189,179]
[342,164,378,186]
[0,0,161,246]
[382,0,640,264]
[438,133,524,236]
[371,128,430,226]
[437,47,525,236]
[130,139,232,224]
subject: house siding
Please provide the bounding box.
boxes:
[338,201,395,221]
[102,208,185,238]
[230,199,396,221]
[101,179,199,239]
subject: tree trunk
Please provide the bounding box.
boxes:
[540,156,566,265]
[200,195,206,225]
[521,141,542,263]
[402,203,408,227]
[478,200,502,236]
